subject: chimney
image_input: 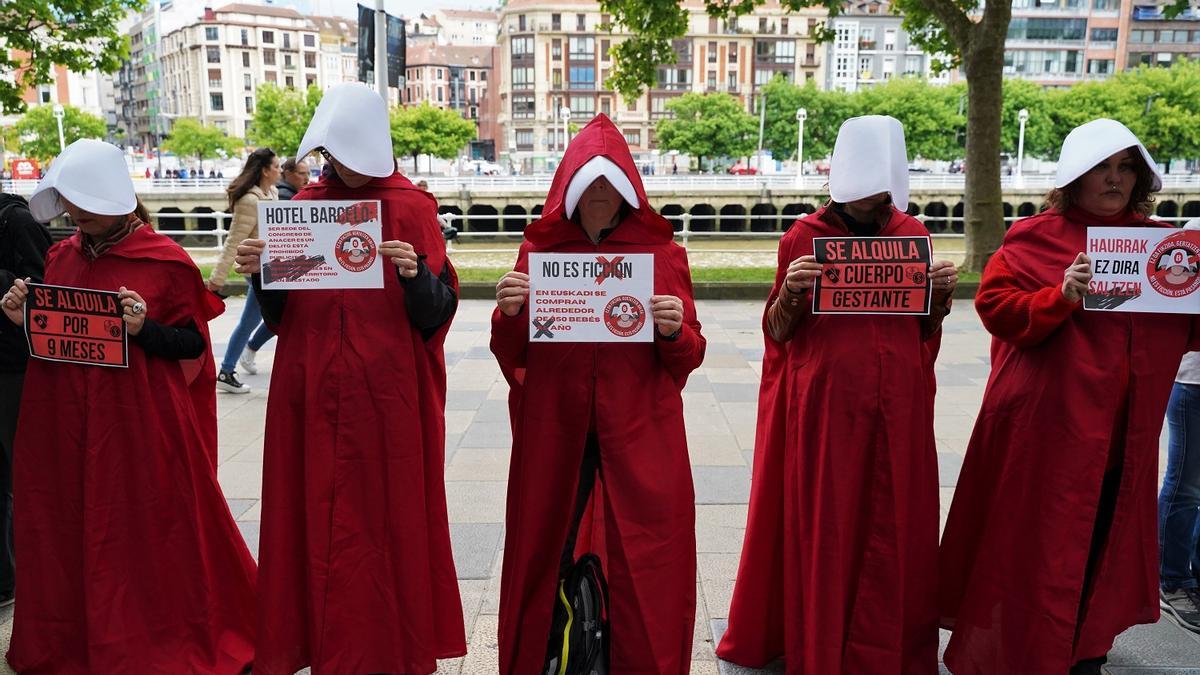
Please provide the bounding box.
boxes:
[203,6,215,20]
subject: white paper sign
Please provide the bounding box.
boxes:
[260,199,384,290]
[528,253,654,342]
[1085,226,1200,314]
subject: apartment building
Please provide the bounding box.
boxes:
[309,15,359,90]
[825,0,951,92]
[1120,0,1200,70]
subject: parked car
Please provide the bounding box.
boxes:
[728,161,758,175]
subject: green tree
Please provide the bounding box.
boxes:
[760,76,855,163]
[390,103,477,171]
[0,0,145,114]
[855,78,963,161]
[656,92,758,170]
[999,78,1057,161]
[600,0,1193,272]
[15,104,107,162]
[161,118,242,169]
[247,84,324,158]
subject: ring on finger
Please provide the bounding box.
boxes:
[131,301,145,315]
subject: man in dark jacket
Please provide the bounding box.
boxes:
[0,192,52,606]
[275,157,310,201]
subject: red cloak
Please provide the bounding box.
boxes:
[8,226,256,674]
[255,171,465,674]
[940,208,1200,674]
[717,207,942,674]
[491,114,706,674]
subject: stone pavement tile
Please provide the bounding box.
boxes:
[693,466,751,505]
[435,656,464,675]
[240,499,262,521]
[684,373,713,393]
[693,599,717,662]
[217,460,263,500]
[227,438,265,464]
[703,353,756,368]
[472,399,510,423]
[225,498,257,520]
[446,390,488,411]
[458,614,500,675]
[446,481,507,523]
[698,553,742,584]
[695,504,748,554]
[445,410,476,436]
[702,577,736,620]
[709,619,784,674]
[704,367,761,384]
[720,401,758,451]
[1108,619,1200,666]
[939,452,964,488]
[486,380,510,401]
[456,578,489,645]
[450,523,504,580]
[684,393,734,436]
[711,383,760,403]
[688,434,747,467]
[446,447,512,482]
[237,520,260,559]
[459,421,512,449]
[691,660,721,674]
[0,618,12,675]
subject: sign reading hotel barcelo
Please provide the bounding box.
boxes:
[812,236,933,315]
[25,283,128,368]
[260,200,384,290]
[1085,226,1200,314]
[527,253,654,342]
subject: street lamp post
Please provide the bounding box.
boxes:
[1016,108,1029,184]
[560,106,571,158]
[52,104,65,152]
[795,107,807,185]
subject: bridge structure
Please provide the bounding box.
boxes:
[4,175,1198,238]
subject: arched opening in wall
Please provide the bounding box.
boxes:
[951,202,965,233]
[1158,200,1179,224]
[905,203,920,217]
[1183,201,1200,221]
[501,205,527,232]
[192,206,219,232]
[750,203,778,232]
[923,202,948,233]
[781,203,815,231]
[1002,203,1014,229]
[438,205,464,236]
[531,204,544,218]
[661,204,686,232]
[719,204,747,232]
[157,207,185,234]
[466,204,499,233]
[1018,201,1037,218]
[689,204,716,232]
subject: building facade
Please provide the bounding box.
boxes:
[1002,0,1124,85]
[433,9,500,46]
[825,1,951,92]
[496,0,827,167]
[158,4,321,140]
[1120,0,1200,70]
[309,15,359,91]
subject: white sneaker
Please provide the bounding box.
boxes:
[217,370,251,394]
[238,348,258,375]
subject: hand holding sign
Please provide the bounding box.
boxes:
[930,260,959,302]
[235,238,266,275]
[118,287,147,336]
[1,277,30,327]
[496,271,530,317]
[1062,252,1093,304]
[380,240,419,279]
[651,294,684,337]
[785,256,823,294]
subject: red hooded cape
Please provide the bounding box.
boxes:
[255,170,465,675]
[717,207,942,674]
[491,114,706,674]
[940,208,1200,674]
[8,225,256,674]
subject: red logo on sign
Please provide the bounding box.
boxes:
[1147,232,1200,298]
[603,295,646,338]
[334,230,377,272]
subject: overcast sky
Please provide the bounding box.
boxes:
[307,0,500,18]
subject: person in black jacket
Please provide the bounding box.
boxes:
[275,157,310,201]
[0,192,52,606]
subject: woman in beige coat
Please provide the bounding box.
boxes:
[208,147,280,393]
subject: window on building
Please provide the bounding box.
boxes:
[708,41,718,62]
[208,68,222,87]
[656,66,692,89]
[569,36,595,59]
[729,41,738,62]
[306,74,315,87]
[286,75,294,88]
[600,13,610,28]
[650,96,670,117]
[512,96,535,118]
[904,55,922,75]
[516,129,534,150]
[882,57,895,79]
[518,14,526,31]
[709,16,719,33]
[263,30,274,43]
[283,33,291,49]
[1093,0,1117,8]
[566,65,595,88]
[552,39,562,59]
[305,52,316,68]
[266,71,277,83]
[284,53,293,68]
[244,73,252,90]
[627,96,637,111]
[552,68,563,87]
[206,46,221,63]
[436,88,443,102]
[1193,30,1200,43]
[569,94,595,115]
[511,36,533,57]
[246,96,254,112]
[759,17,767,32]
[240,29,249,46]
[469,70,477,81]
[210,93,224,110]
[264,49,276,65]
[859,56,872,76]
[577,14,586,31]
[304,33,315,47]
[1087,58,1113,74]
[242,51,251,67]
[624,129,641,146]
[552,13,561,30]
[727,71,738,90]
[884,29,896,50]
[780,18,788,33]
[601,39,610,60]
[205,26,219,41]
[601,98,610,115]
[481,71,487,81]
[707,70,716,88]
[512,66,534,88]
[1090,27,1118,42]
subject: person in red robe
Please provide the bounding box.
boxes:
[716,115,957,674]
[234,82,465,675]
[0,139,256,674]
[491,113,706,674]
[939,118,1200,675]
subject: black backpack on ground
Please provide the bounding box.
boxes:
[543,552,609,675]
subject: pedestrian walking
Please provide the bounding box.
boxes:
[717,115,956,674]
[238,83,465,675]
[0,139,256,674]
[939,119,1198,675]
[208,148,280,393]
[492,113,706,674]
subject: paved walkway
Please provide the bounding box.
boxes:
[0,298,1195,674]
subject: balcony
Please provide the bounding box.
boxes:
[859,39,876,50]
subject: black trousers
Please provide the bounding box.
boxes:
[0,371,21,595]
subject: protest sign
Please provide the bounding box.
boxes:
[260,199,384,289]
[812,236,932,315]
[1085,226,1200,314]
[25,283,127,367]
[528,253,654,342]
